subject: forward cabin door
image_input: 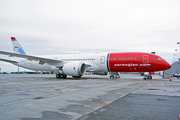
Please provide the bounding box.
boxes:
[143,55,149,63]
[98,55,108,72]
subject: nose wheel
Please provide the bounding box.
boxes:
[143,75,152,80]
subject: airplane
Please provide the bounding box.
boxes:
[0,37,171,80]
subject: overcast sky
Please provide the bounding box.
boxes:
[0,0,180,72]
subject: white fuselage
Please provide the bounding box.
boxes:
[13,53,109,72]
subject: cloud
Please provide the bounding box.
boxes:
[0,0,180,71]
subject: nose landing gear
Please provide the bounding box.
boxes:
[143,75,152,80]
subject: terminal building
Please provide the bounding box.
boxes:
[164,61,180,78]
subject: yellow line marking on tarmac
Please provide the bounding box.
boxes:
[1,99,32,106]
[134,80,144,83]
[90,100,109,105]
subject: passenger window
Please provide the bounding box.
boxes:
[157,58,162,60]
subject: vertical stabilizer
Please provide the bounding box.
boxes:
[11,37,26,55]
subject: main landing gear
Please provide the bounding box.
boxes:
[143,75,152,80]
[56,73,67,79]
[110,72,121,79]
[56,74,81,79]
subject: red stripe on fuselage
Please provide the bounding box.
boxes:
[108,52,156,72]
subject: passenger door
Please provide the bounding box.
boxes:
[143,55,149,63]
[100,56,105,64]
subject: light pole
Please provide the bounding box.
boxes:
[177,42,180,61]
[172,56,175,63]
[175,49,178,61]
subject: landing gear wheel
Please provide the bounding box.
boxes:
[109,72,120,79]
[56,74,60,78]
[60,74,64,78]
[143,75,152,80]
[143,75,148,80]
[56,74,67,79]
[63,74,67,78]
[148,76,152,80]
[110,76,114,79]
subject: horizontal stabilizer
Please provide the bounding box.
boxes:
[0,58,18,63]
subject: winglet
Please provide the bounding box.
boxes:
[11,37,26,55]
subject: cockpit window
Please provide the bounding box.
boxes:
[157,58,162,60]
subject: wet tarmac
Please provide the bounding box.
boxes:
[0,74,180,120]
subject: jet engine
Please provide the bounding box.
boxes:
[62,62,86,77]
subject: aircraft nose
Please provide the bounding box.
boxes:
[166,62,171,70]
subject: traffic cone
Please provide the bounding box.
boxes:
[170,77,172,81]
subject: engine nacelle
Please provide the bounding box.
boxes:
[62,62,86,76]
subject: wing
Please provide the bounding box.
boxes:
[0,50,63,66]
[0,58,18,63]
